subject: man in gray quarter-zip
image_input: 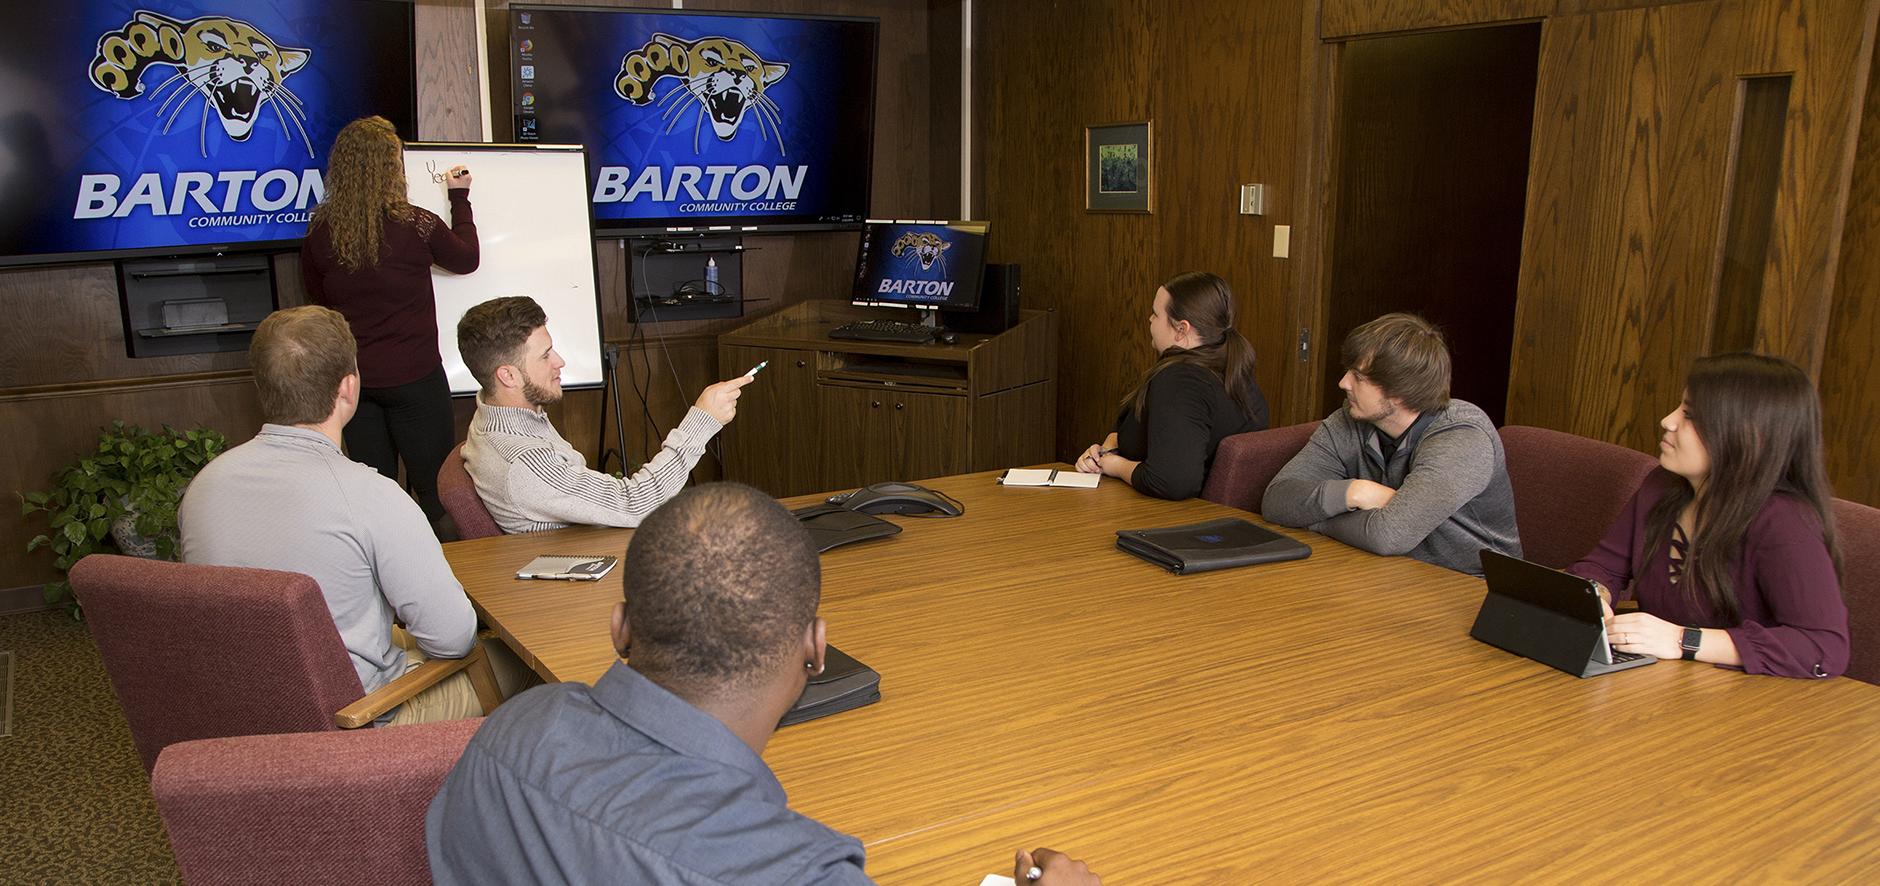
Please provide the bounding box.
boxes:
[179,306,488,725]
[1263,313,1521,576]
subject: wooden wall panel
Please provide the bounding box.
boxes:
[415,0,484,141]
[976,0,1306,460]
[1323,0,1561,36]
[1820,33,1880,508]
[2,377,265,592]
[1506,0,1877,454]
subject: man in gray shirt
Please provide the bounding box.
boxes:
[456,296,750,533]
[1262,312,1520,575]
[426,483,1100,885]
[179,306,482,724]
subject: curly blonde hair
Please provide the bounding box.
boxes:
[310,116,414,271]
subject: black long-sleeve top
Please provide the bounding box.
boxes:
[1113,362,1269,500]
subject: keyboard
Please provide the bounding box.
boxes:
[827,319,935,343]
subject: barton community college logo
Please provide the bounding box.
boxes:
[612,33,790,154]
[88,10,314,157]
[892,231,952,272]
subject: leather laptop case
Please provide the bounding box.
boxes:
[780,644,880,726]
[791,504,903,553]
[1114,517,1312,574]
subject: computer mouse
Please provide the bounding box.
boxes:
[937,331,958,345]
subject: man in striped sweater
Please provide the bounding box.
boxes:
[458,296,751,533]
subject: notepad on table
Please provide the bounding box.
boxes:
[998,468,1100,488]
[515,555,618,581]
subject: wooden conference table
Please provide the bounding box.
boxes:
[443,469,1880,882]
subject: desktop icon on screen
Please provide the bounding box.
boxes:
[520,64,535,81]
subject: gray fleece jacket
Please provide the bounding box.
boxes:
[1260,399,1520,576]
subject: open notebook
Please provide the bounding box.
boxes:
[998,468,1100,488]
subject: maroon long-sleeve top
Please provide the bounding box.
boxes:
[1569,469,1848,678]
[300,191,478,388]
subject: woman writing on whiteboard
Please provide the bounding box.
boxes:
[302,115,478,529]
[1076,270,1269,499]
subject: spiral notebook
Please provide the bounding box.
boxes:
[515,555,618,581]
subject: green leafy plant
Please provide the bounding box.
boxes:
[20,422,228,612]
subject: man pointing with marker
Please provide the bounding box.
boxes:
[457,295,751,533]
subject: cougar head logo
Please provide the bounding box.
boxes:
[89,10,313,157]
[892,232,951,272]
[613,33,789,154]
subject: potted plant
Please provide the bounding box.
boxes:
[20,422,228,613]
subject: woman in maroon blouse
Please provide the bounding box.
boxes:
[1569,353,1847,678]
[301,116,478,527]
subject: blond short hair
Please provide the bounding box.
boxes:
[250,306,358,425]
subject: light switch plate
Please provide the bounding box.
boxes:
[1273,225,1291,258]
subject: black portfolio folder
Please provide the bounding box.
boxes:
[791,504,903,553]
[1115,517,1312,574]
[780,644,881,726]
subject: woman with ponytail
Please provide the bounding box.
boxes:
[1076,271,1269,499]
[1569,353,1847,678]
[301,116,479,529]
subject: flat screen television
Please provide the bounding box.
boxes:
[0,1,416,268]
[511,5,877,235]
[851,221,988,312]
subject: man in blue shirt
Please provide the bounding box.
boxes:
[425,482,1099,884]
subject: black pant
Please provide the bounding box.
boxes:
[345,365,454,525]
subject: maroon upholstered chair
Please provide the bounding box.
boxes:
[1201,421,1322,513]
[1833,498,1880,686]
[1499,425,1659,570]
[439,442,504,540]
[70,555,501,772]
[152,717,483,886]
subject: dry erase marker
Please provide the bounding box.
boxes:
[743,361,768,378]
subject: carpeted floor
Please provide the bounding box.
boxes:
[0,609,180,883]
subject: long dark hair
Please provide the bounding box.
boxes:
[1119,271,1261,421]
[1641,353,1841,622]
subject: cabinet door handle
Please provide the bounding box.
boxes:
[794,359,806,368]
[871,400,881,408]
[894,402,904,410]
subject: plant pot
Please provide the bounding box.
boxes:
[110,504,160,559]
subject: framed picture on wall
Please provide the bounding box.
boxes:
[1085,122,1153,212]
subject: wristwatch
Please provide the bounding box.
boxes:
[1680,627,1703,661]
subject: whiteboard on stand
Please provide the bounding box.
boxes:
[402,143,603,395]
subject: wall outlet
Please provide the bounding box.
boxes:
[1238,183,1266,215]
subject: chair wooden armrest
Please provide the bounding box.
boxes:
[333,644,505,728]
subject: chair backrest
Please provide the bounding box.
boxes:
[439,442,503,540]
[1833,497,1880,686]
[69,555,362,771]
[1499,425,1659,569]
[1202,421,1322,513]
[152,717,483,886]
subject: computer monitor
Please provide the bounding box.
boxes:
[850,221,988,312]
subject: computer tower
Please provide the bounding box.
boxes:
[949,263,1020,334]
